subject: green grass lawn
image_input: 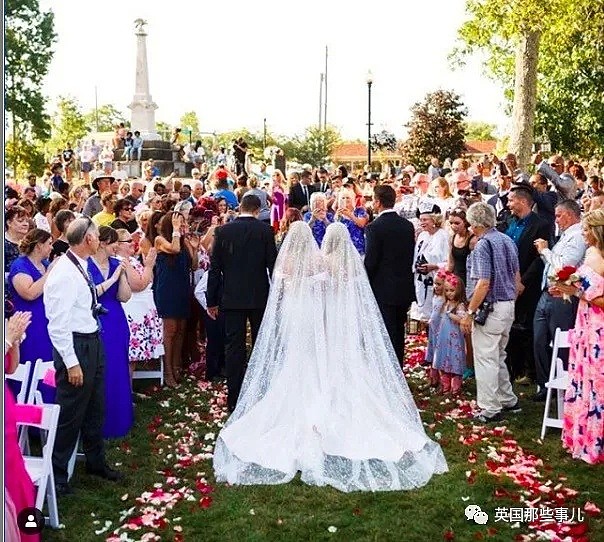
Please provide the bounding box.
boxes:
[43,337,603,542]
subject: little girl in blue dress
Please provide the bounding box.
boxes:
[433,273,467,395]
[426,269,447,388]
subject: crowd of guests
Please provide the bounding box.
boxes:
[4,148,604,538]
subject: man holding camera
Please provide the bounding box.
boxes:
[44,217,123,496]
[461,202,521,423]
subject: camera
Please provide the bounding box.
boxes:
[93,303,109,318]
[473,301,493,326]
[415,254,429,275]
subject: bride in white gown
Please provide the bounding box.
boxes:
[213,222,447,492]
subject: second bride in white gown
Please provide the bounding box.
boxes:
[213,222,447,492]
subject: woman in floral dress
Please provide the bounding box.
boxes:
[114,228,164,380]
[334,189,369,255]
[551,209,604,464]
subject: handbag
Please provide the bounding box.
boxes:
[473,239,495,326]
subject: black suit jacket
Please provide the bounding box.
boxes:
[512,212,550,327]
[364,211,416,308]
[206,217,278,310]
[313,181,330,193]
[289,183,316,210]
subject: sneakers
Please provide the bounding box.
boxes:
[502,400,522,413]
[473,412,503,424]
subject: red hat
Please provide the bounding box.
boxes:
[216,170,228,180]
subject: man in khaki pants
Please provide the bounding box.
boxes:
[461,202,521,423]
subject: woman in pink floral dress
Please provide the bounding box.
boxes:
[114,228,164,379]
[551,209,604,464]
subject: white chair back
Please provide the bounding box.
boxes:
[540,328,570,439]
[19,403,61,528]
[28,359,56,405]
[5,360,32,403]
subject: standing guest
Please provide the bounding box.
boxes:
[245,175,271,224]
[92,192,118,227]
[550,209,604,464]
[88,226,133,439]
[83,175,115,217]
[289,169,315,211]
[139,211,164,258]
[5,206,31,316]
[50,210,76,261]
[447,207,475,286]
[426,271,447,387]
[410,202,448,323]
[32,197,52,232]
[8,229,56,402]
[44,218,124,497]
[532,199,586,401]
[276,207,303,250]
[114,229,164,380]
[364,185,416,364]
[50,162,68,193]
[153,212,199,387]
[234,175,250,202]
[110,199,138,233]
[460,202,521,423]
[428,157,442,180]
[99,144,113,174]
[313,166,331,193]
[206,195,278,412]
[62,143,75,182]
[111,161,128,182]
[79,144,94,183]
[433,273,468,395]
[304,192,333,247]
[68,185,87,214]
[26,172,43,199]
[212,169,239,209]
[270,169,287,232]
[334,189,369,255]
[430,177,455,215]
[4,311,39,542]
[504,186,550,383]
[532,152,577,200]
[529,173,558,241]
[18,197,36,218]
[119,181,131,199]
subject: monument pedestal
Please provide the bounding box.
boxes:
[114,140,186,177]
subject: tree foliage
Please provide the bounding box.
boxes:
[179,111,201,141]
[5,0,56,139]
[455,0,604,156]
[464,121,497,141]
[47,96,89,153]
[84,104,127,132]
[401,90,468,170]
[5,136,47,176]
[370,130,398,152]
[286,125,342,166]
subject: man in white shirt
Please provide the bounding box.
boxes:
[43,217,124,496]
[111,161,128,182]
[532,199,586,401]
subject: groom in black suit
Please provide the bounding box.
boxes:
[364,185,416,364]
[206,195,278,411]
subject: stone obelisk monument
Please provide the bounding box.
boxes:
[128,19,160,140]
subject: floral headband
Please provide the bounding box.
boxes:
[435,269,460,287]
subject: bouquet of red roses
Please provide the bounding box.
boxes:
[549,265,580,301]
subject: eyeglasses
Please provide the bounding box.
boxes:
[123,207,133,212]
[118,239,133,243]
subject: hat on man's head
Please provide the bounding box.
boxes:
[191,168,201,176]
[92,175,116,191]
[216,169,228,181]
[318,167,328,174]
[403,165,417,175]
[416,200,442,218]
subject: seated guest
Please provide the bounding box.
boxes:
[8,229,56,403]
[110,198,138,233]
[304,192,333,247]
[50,209,76,261]
[88,226,133,439]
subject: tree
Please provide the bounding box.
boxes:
[290,125,342,166]
[401,90,467,171]
[84,104,127,132]
[454,0,604,160]
[464,121,497,141]
[179,111,201,142]
[5,0,56,139]
[370,130,398,152]
[156,121,172,141]
[47,96,89,153]
[5,137,46,176]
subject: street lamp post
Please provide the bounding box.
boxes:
[366,70,373,172]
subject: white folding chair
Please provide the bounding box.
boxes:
[27,359,84,481]
[19,403,61,528]
[132,355,164,386]
[5,360,32,404]
[540,328,570,439]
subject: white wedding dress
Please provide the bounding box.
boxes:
[213,222,447,492]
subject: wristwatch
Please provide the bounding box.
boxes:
[467,309,476,318]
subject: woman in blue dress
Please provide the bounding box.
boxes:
[8,228,56,402]
[334,189,369,255]
[88,226,134,439]
[303,192,333,247]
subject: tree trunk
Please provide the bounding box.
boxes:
[509,30,541,169]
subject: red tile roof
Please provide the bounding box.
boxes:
[464,140,497,155]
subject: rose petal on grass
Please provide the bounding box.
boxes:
[327,526,337,533]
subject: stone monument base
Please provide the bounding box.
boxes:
[113,140,187,178]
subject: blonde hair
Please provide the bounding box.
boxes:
[584,209,604,251]
[430,177,453,199]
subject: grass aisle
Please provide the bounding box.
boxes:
[46,335,603,542]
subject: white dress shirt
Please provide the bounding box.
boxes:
[43,251,98,369]
[540,222,587,289]
[194,269,209,311]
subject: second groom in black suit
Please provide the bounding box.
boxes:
[364,185,416,364]
[206,195,278,411]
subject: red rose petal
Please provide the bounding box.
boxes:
[199,496,213,509]
[443,529,455,540]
